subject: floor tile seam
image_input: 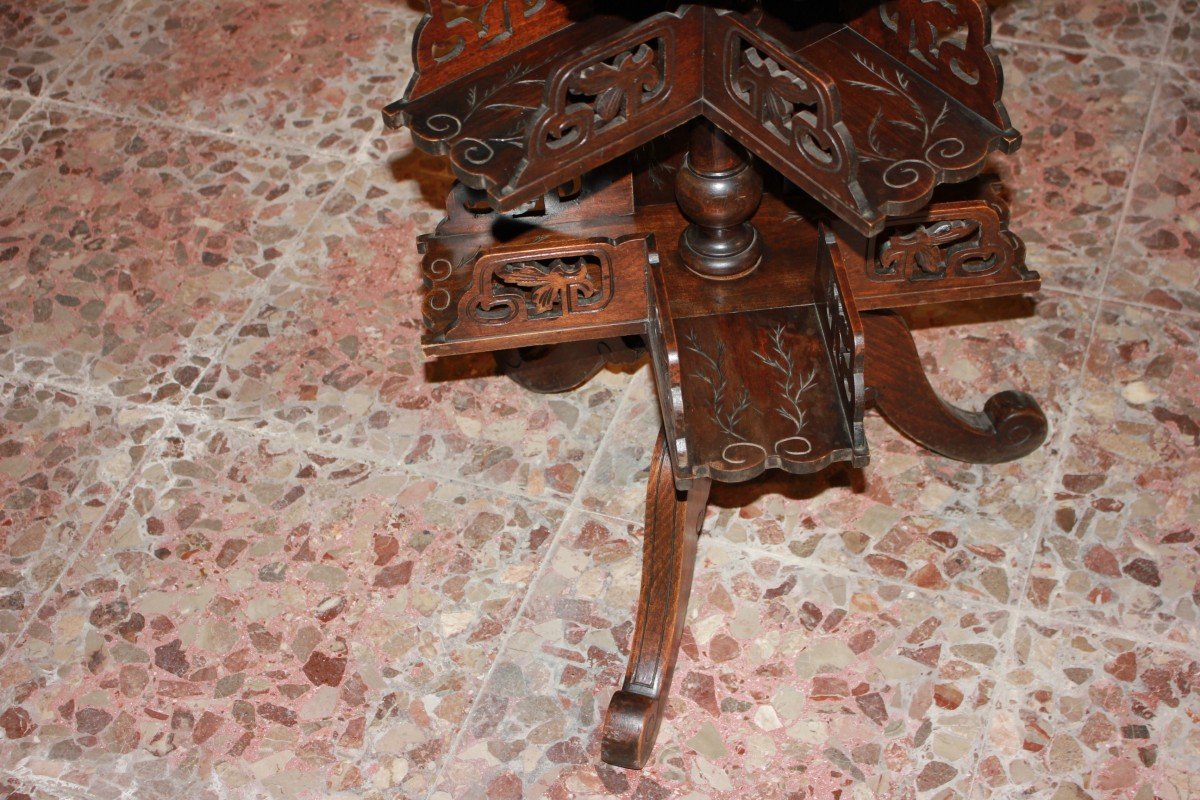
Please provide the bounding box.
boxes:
[40,95,349,166]
[169,169,357,403]
[0,767,90,800]
[960,603,1200,797]
[968,316,1103,794]
[699,535,1017,621]
[581,485,1056,598]
[1042,284,1200,321]
[168,404,580,517]
[566,370,648,511]
[962,280,1142,793]
[0,367,173,412]
[1096,59,1170,303]
[0,92,45,149]
[990,32,1163,65]
[0,414,177,674]
[418,482,583,800]
[33,0,140,105]
[1018,605,1200,660]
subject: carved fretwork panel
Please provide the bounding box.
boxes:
[392,9,703,211]
[465,252,612,324]
[848,0,1012,134]
[831,178,1040,309]
[519,10,703,198]
[704,14,871,226]
[420,233,655,355]
[815,227,867,455]
[406,0,589,100]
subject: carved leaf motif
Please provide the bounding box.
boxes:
[594,86,625,123]
[497,260,599,314]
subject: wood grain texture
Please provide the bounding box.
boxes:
[387,1,1019,235]
[601,429,711,769]
[863,310,1048,463]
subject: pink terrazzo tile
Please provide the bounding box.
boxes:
[994,45,1157,294]
[1106,65,1200,314]
[0,92,35,140]
[0,106,342,403]
[432,512,1011,798]
[989,0,1175,58]
[190,162,631,500]
[1171,0,1200,65]
[0,379,164,658]
[975,617,1200,799]
[56,0,420,155]
[1031,303,1200,648]
[0,419,565,798]
[0,0,124,97]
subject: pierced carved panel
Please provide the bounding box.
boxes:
[420,233,655,354]
[870,199,1018,283]
[407,0,584,98]
[815,228,867,455]
[849,0,1011,131]
[727,36,846,174]
[465,252,612,325]
[530,21,680,161]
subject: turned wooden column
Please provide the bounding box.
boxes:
[676,121,763,280]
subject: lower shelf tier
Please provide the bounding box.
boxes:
[414,170,1040,486]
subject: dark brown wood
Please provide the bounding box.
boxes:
[863,310,1048,463]
[675,121,763,279]
[387,0,1018,235]
[495,336,646,394]
[386,0,1049,772]
[601,430,711,770]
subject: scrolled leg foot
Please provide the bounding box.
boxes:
[863,310,1048,464]
[600,430,710,769]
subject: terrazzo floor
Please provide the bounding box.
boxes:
[0,0,1197,798]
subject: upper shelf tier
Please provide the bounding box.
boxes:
[385,0,1019,236]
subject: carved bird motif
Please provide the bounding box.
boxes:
[879,218,979,277]
[497,259,599,314]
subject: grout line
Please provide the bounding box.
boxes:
[415,372,643,797]
[991,30,1187,69]
[1040,282,1200,320]
[42,95,349,165]
[960,55,1172,800]
[416,477,581,800]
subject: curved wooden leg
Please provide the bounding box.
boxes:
[863,310,1048,464]
[601,430,711,769]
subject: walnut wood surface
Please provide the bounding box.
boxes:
[675,122,764,279]
[388,0,1049,773]
[863,310,1048,463]
[601,430,711,769]
[387,0,1018,236]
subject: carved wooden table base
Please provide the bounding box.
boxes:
[387,0,1048,771]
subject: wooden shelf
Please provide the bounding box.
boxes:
[385,0,1017,236]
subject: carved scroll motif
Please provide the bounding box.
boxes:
[465,251,613,326]
[725,33,849,176]
[530,25,676,159]
[412,0,561,76]
[871,201,1016,283]
[683,324,822,469]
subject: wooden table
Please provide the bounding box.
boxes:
[383,0,1047,770]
